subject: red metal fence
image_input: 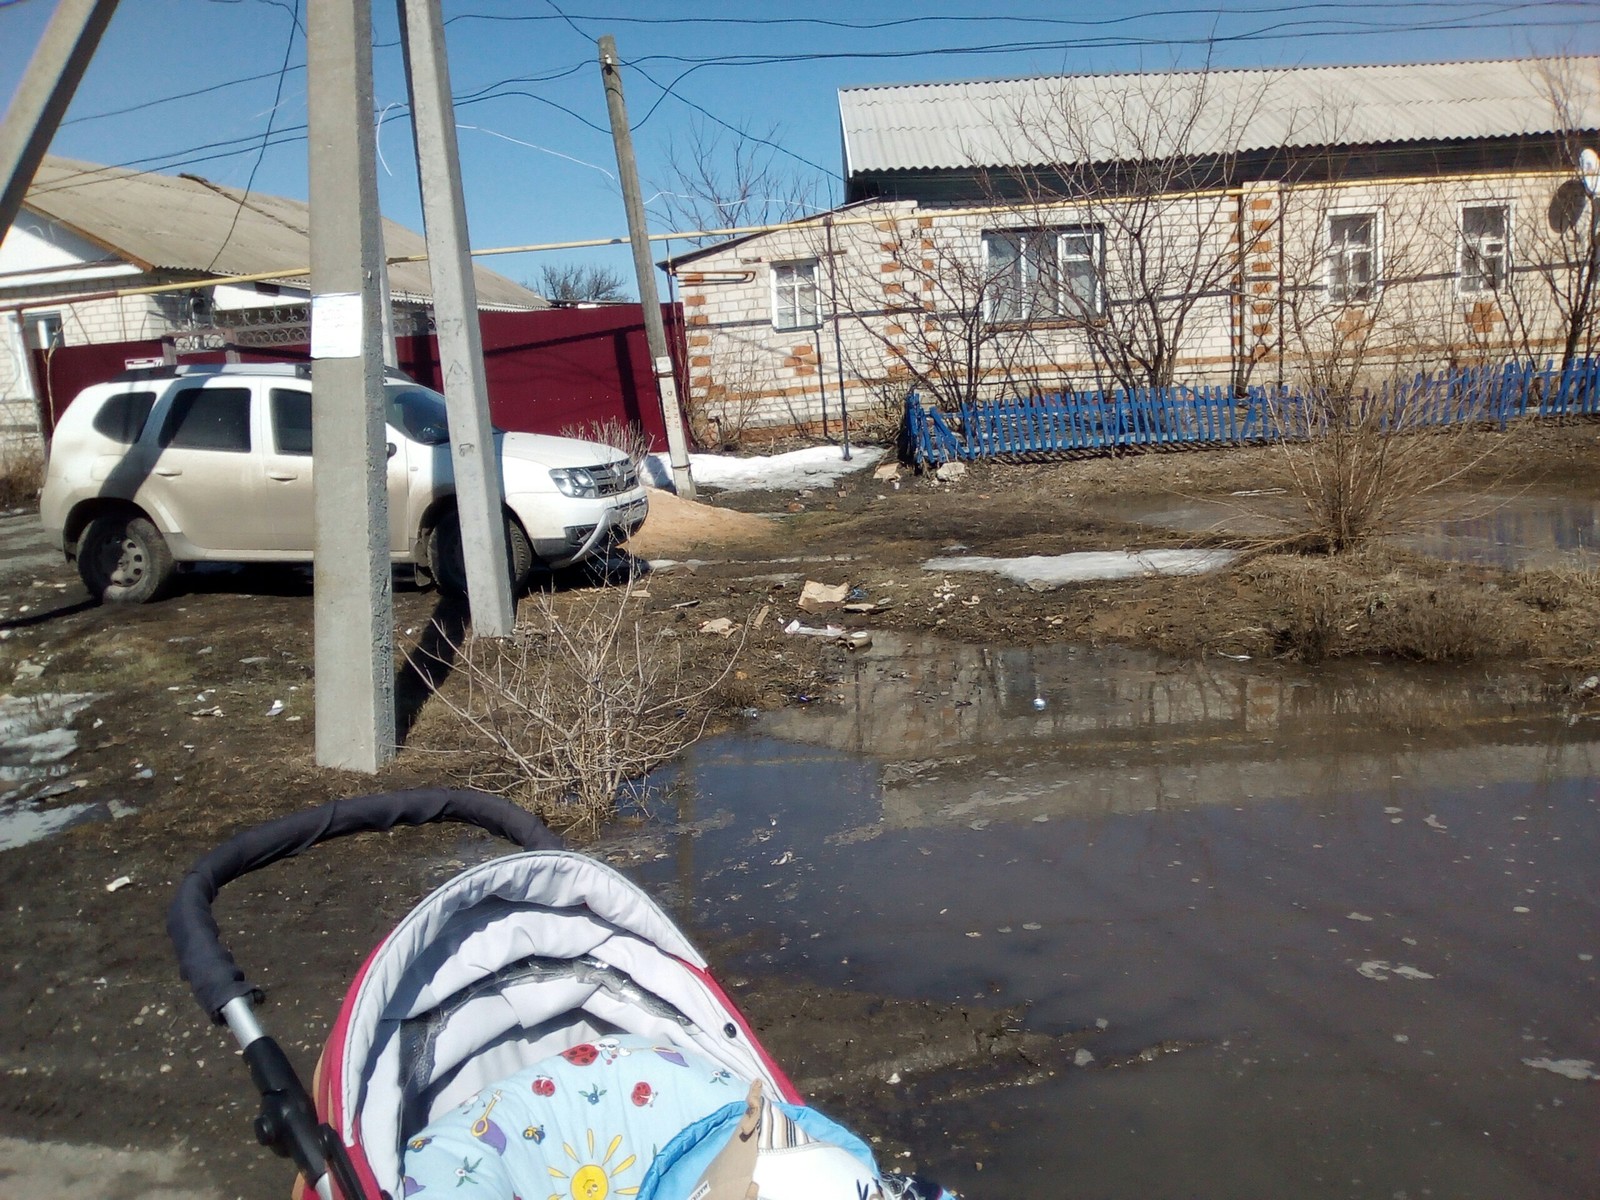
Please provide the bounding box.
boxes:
[31,304,684,449]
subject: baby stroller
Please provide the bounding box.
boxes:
[169,789,955,1200]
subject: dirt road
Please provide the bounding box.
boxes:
[0,421,1596,1197]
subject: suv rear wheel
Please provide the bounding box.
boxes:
[78,514,176,604]
[429,512,535,597]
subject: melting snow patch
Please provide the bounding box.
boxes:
[0,800,101,852]
[644,446,883,494]
[922,548,1237,588]
[1522,1057,1598,1081]
[1358,960,1435,982]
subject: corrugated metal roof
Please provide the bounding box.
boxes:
[839,58,1600,175]
[21,156,547,310]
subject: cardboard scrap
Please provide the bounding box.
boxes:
[798,580,849,612]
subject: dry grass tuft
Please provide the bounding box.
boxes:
[0,440,45,511]
[414,582,747,837]
[559,417,653,468]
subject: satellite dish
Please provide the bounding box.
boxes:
[1580,147,1600,197]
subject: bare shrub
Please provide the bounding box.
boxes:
[417,584,746,837]
[559,416,653,467]
[0,440,45,511]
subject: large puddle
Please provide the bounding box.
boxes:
[1098,492,1600,570]
[630,635,1599,1199]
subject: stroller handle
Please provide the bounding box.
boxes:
[168,787,560,1022]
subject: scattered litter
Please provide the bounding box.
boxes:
[265,700,285,717]
[240,656,269,665]
[968,818,990,831]
[771,850,794,866]
[697,618,736,637]
[105,875,132,893]
[934,461,967,484]
[1022,922,1042,931]
[1393,1034,1410,1043]
[751,605,770,629]
[842,599,893,614]
[1513,906,1531,913]
[1522,1057,1598,1081]
[1073,1049,1095,1068]
[1031,696,1048,710]
[1424,814,1448,830]
[798,580,849,612]
[670,599,701,610]
[191,706,224,718]
[783,619,846,639]
[1358,961,1434,982]
[885,1070,901,1084]
[1217,652,1252,661]
[1347,912,1374,922]
[872,462,899,482]
[133,768,154,780]
[841,631,872,651]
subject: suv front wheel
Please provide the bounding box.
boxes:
[77,513,176,604]
[429,511,535,597]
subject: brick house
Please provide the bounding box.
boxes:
[666,56,1600,438]
[0,156,545,450]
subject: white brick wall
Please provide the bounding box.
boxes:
[674,170,1584,436]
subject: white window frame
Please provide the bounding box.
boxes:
[982,226,1105,323]
[1457,201,1511,296]
[771,260,821,331]
[1324,210,1381,305]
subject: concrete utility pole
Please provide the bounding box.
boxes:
[0,0,120,237]
[307,0,396,771]
[597,34,696,500]
[399,0,514,635]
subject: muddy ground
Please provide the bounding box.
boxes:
[0,419,1596,1197]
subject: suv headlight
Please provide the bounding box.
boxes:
[550,467,599,498]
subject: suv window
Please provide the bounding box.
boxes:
[159,387,253,452]
[270,388,313,456]
[91,391,156,444]
[386,387,452,445]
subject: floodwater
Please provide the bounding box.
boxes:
[633,635,1599,1200]
[1099,492,1600,570]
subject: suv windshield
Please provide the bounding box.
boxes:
[385,386,451,444]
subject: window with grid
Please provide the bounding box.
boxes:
[1326,213,1377,303]
[772,260,820,330]
[1459,204,1509,294]
[983,227,1104,322]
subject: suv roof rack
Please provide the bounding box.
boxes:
[105,362,418,385]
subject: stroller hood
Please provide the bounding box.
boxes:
[317,850,797,1197]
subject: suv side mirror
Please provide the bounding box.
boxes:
[386,442,398,459]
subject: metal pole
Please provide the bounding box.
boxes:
[0,0,120,238]
[597,34,696,499]
[399,0,514,636]
[308,0,396,772]
[826,216,851,460]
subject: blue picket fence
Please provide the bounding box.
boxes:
[902,359,1600,466]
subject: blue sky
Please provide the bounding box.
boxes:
[4,0,1599,295]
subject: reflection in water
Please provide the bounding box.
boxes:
[1099,491,1600,570]
[631,635,1600,1200]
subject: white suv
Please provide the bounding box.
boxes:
[39,364,649,603]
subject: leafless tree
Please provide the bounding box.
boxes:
[536,262,631,304]
[980,65,1306,392]
[651,118,827,244]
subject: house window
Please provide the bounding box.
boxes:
[773,260,820,330]
[983,227,1104,322]
[24,312,63,351]
[1326,213,1378,303]
[1459,204,1510,294]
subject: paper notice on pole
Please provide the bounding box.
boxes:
[310,292,364,359]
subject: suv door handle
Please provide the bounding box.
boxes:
[154,466,182,477]
[267,470,300,481]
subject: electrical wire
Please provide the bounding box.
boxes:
[204,0,301,272]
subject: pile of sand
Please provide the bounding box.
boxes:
[623,486,775,557]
